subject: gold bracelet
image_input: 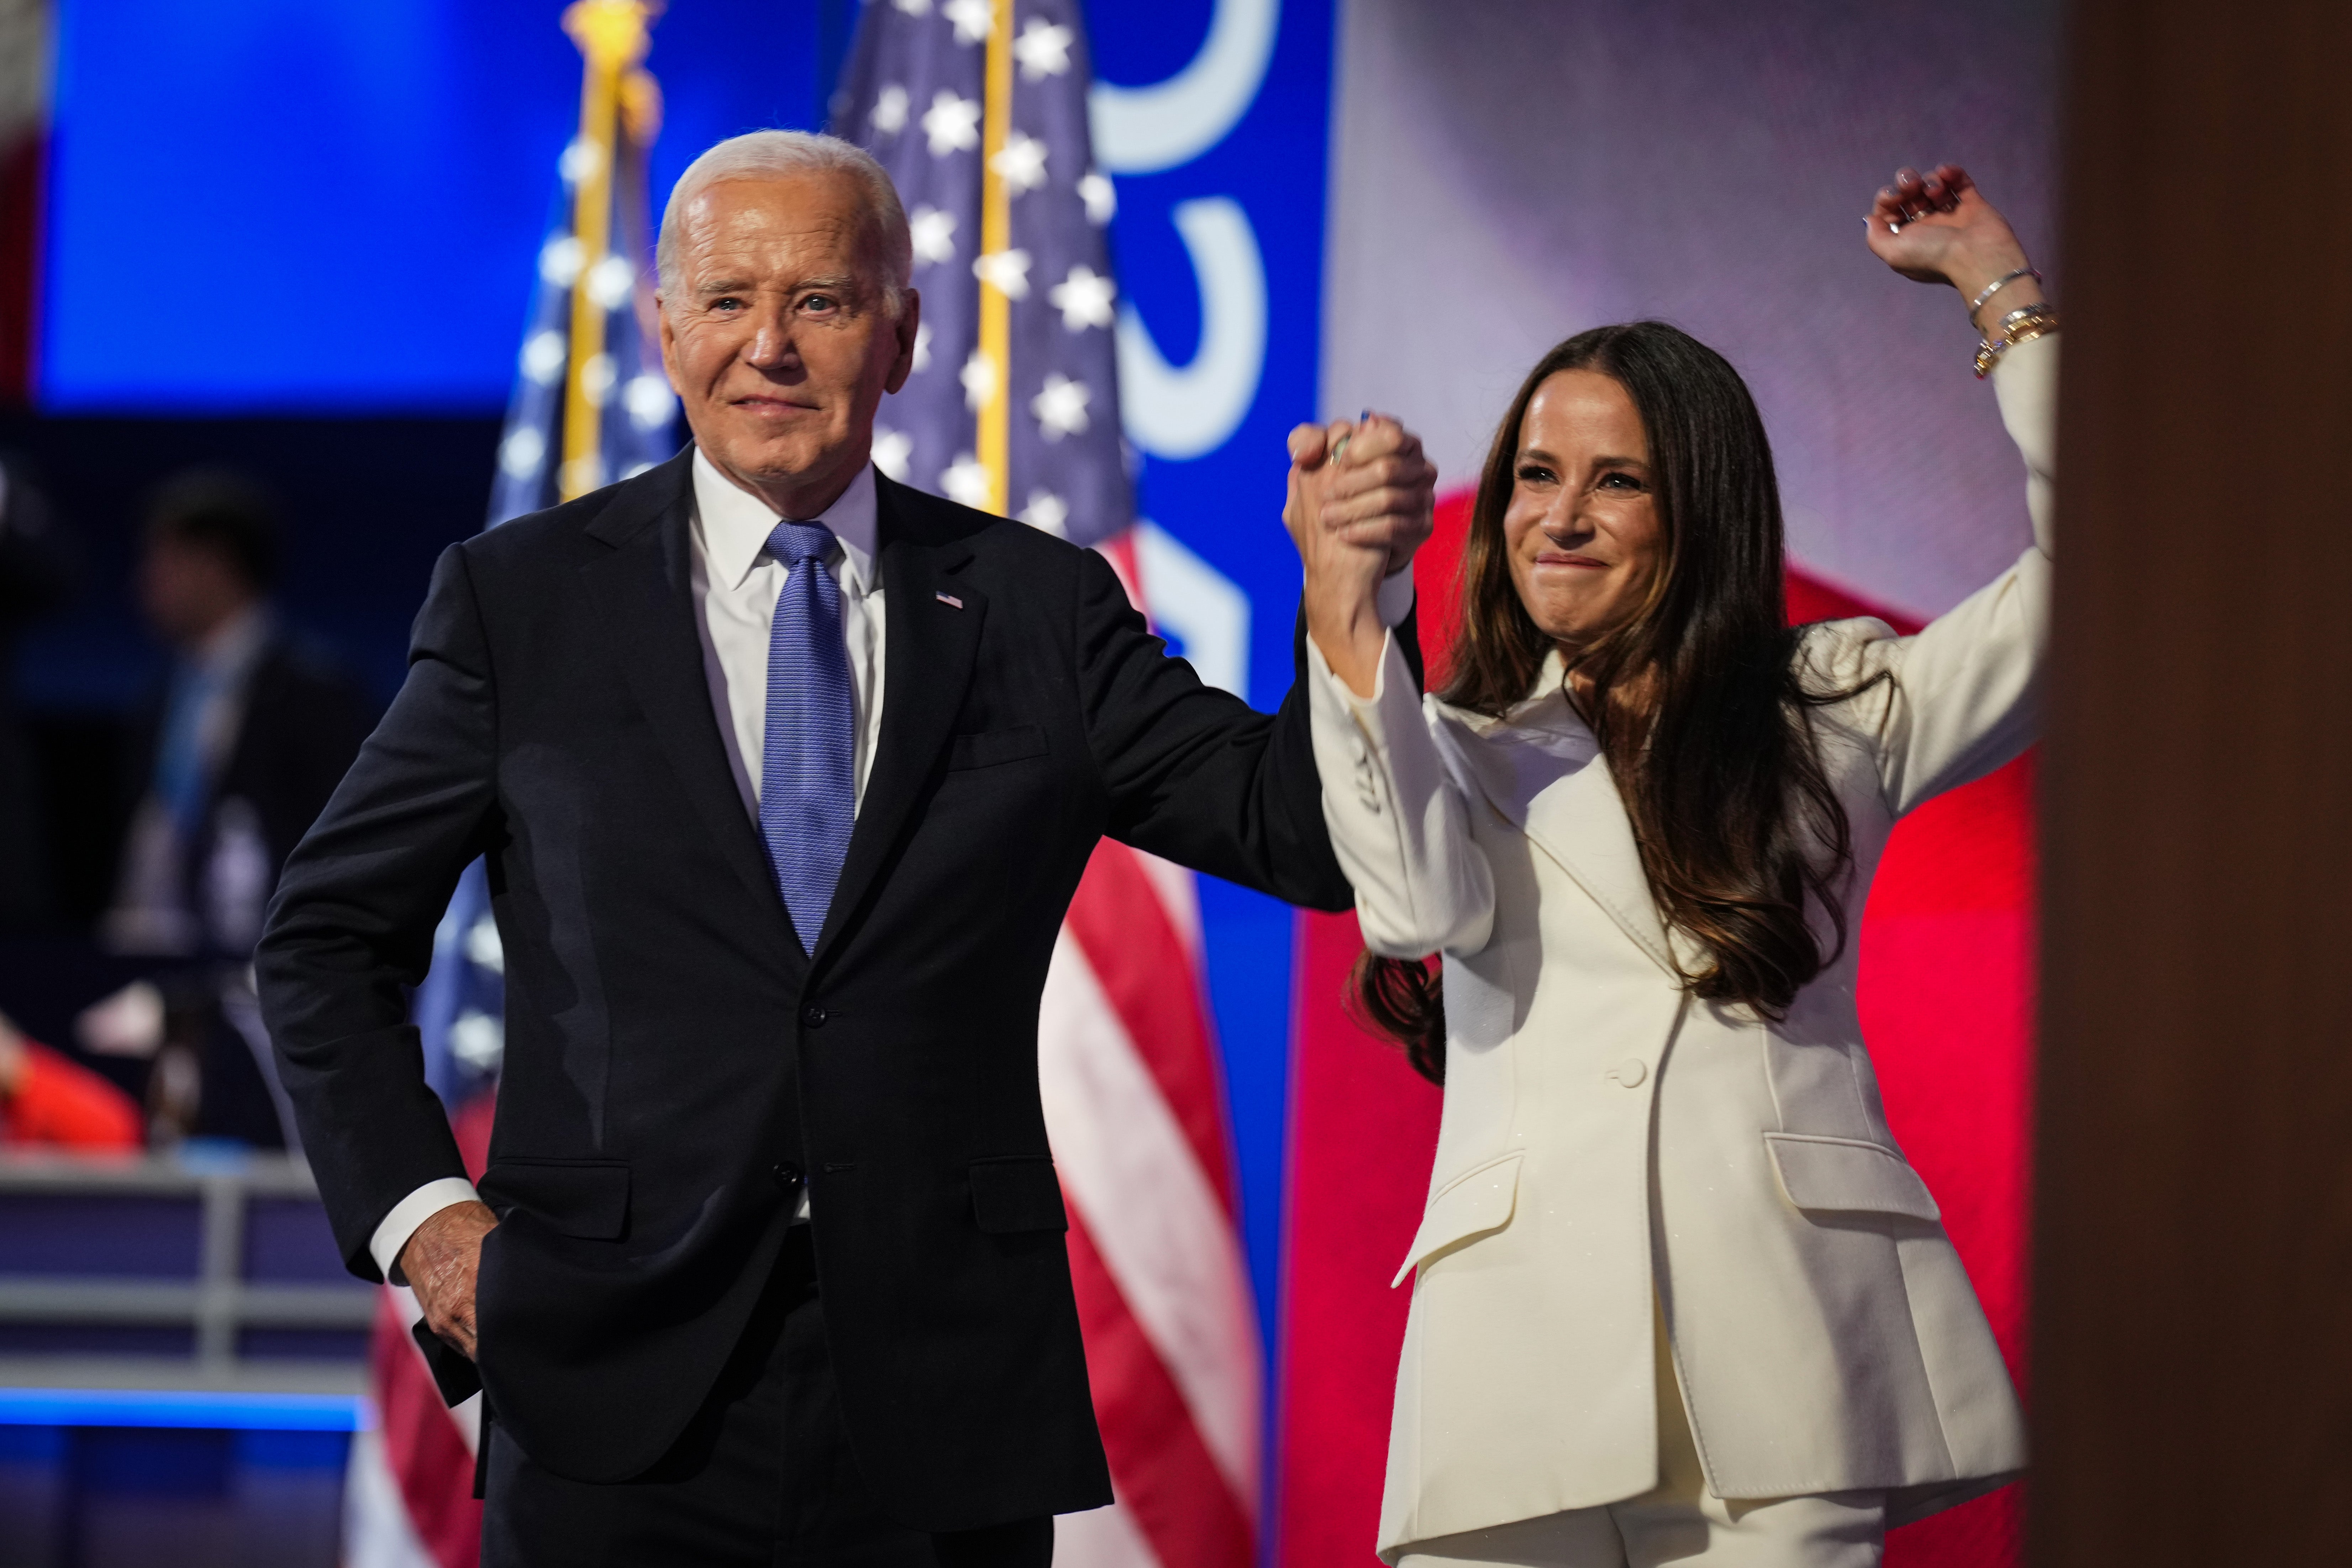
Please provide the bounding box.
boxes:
[1974,306,2060,378]
[1991,302,2058,337]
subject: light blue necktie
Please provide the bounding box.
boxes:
[154,658,227,832]
[759,520,856,951]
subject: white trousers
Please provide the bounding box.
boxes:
[1394,1306,1887,1568]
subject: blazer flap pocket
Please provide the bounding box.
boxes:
[1393,1153,1523,1287]
[1765,1134,1940,1222]
[481,1158,631,1240]
[969,1156,1068,1234]
[949,724,1048,770]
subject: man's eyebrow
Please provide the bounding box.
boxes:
[690,272,866,300]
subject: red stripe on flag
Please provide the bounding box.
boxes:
[1067,1205,1254,1568]
[372,1290,483,1568]
[1063,838,1237,1215]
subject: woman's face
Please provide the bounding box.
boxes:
[1504,369,1662,649]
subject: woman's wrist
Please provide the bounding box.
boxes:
[1942,241,2033,305]
[1307,589,1388,699]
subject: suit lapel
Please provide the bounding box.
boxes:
[1440,702,1683,981]
[578,454,799,948]
[811,477,987,966]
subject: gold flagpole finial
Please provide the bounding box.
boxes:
[561,0,658,72]
[556,0,661,501]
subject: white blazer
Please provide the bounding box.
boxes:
[1310,334,2057,1559]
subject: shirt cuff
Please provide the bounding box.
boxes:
[1375,563,1417,629]
[370,1177,483,1284]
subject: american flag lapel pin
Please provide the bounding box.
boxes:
[935,591,964,610]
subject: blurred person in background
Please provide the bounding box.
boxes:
[0,1006,141,1150]
[0,455,77,931]
[91,469,375,1148]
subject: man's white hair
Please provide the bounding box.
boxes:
[655,130,912,313]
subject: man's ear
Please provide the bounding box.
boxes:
[883,288,922,396]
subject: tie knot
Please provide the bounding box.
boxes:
[765,519,836,568]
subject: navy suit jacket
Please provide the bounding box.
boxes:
[258,451,1414,1529]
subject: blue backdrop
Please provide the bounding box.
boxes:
[38,0,1335,1364]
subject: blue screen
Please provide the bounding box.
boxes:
[40,0,822,411]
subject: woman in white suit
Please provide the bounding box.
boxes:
[1286,167,2055,1567]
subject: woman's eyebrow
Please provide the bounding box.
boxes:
[1517,447,1650,470]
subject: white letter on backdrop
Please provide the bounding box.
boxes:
[1115,198,1266,461]
[1087,0,1280,174]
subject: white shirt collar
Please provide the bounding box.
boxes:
[193,603,272,681]
[690,448,880,595]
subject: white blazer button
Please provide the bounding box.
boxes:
[1610,1058,1647,1088]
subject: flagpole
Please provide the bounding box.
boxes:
[974,0,1015,516]
[558,0,655,501]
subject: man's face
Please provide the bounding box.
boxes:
[657,172,919,515]
[138,532,255,651]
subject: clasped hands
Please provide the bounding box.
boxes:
[1288,413,1438,699]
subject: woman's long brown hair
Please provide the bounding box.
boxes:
[1358,322,1883,1084]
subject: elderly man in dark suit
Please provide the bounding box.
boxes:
[258,131,1433,1567]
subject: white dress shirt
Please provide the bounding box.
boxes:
[687,452,886,816]
[370,451,1416,1280]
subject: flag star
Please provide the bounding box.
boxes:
[891,0,930,13]
[1047,264,1116,331]
[972,248,1032,300]
[911,321,933,373]
[959,348,999,411]
[1018,489,1070,537]
[872,427,913,482]
[520,329,566,386]
[1030,374,1091,441]
[464,913,505,973]
[540,235,584,286]
[990,133,1048,195]
[586,254,635,310]
[1013,18,1074,80]
[869,84,910,138]
[921,90,981,156]
[1077,170,1116,226]
[624,373,675,431]
[942,0,992,44]
[558,137,603,187]
[449,1009,505,1070]
[909,204,958,265]
[941,453,993,508]
[580,352,616,406]
[499,426,546,480]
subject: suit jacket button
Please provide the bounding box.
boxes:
[1610,1057,1648,1088]
[801,1004,827,1028]
[771,1163,802,1190]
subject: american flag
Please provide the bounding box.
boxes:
[346,7,676,1566]
[837,3,1262,1565]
